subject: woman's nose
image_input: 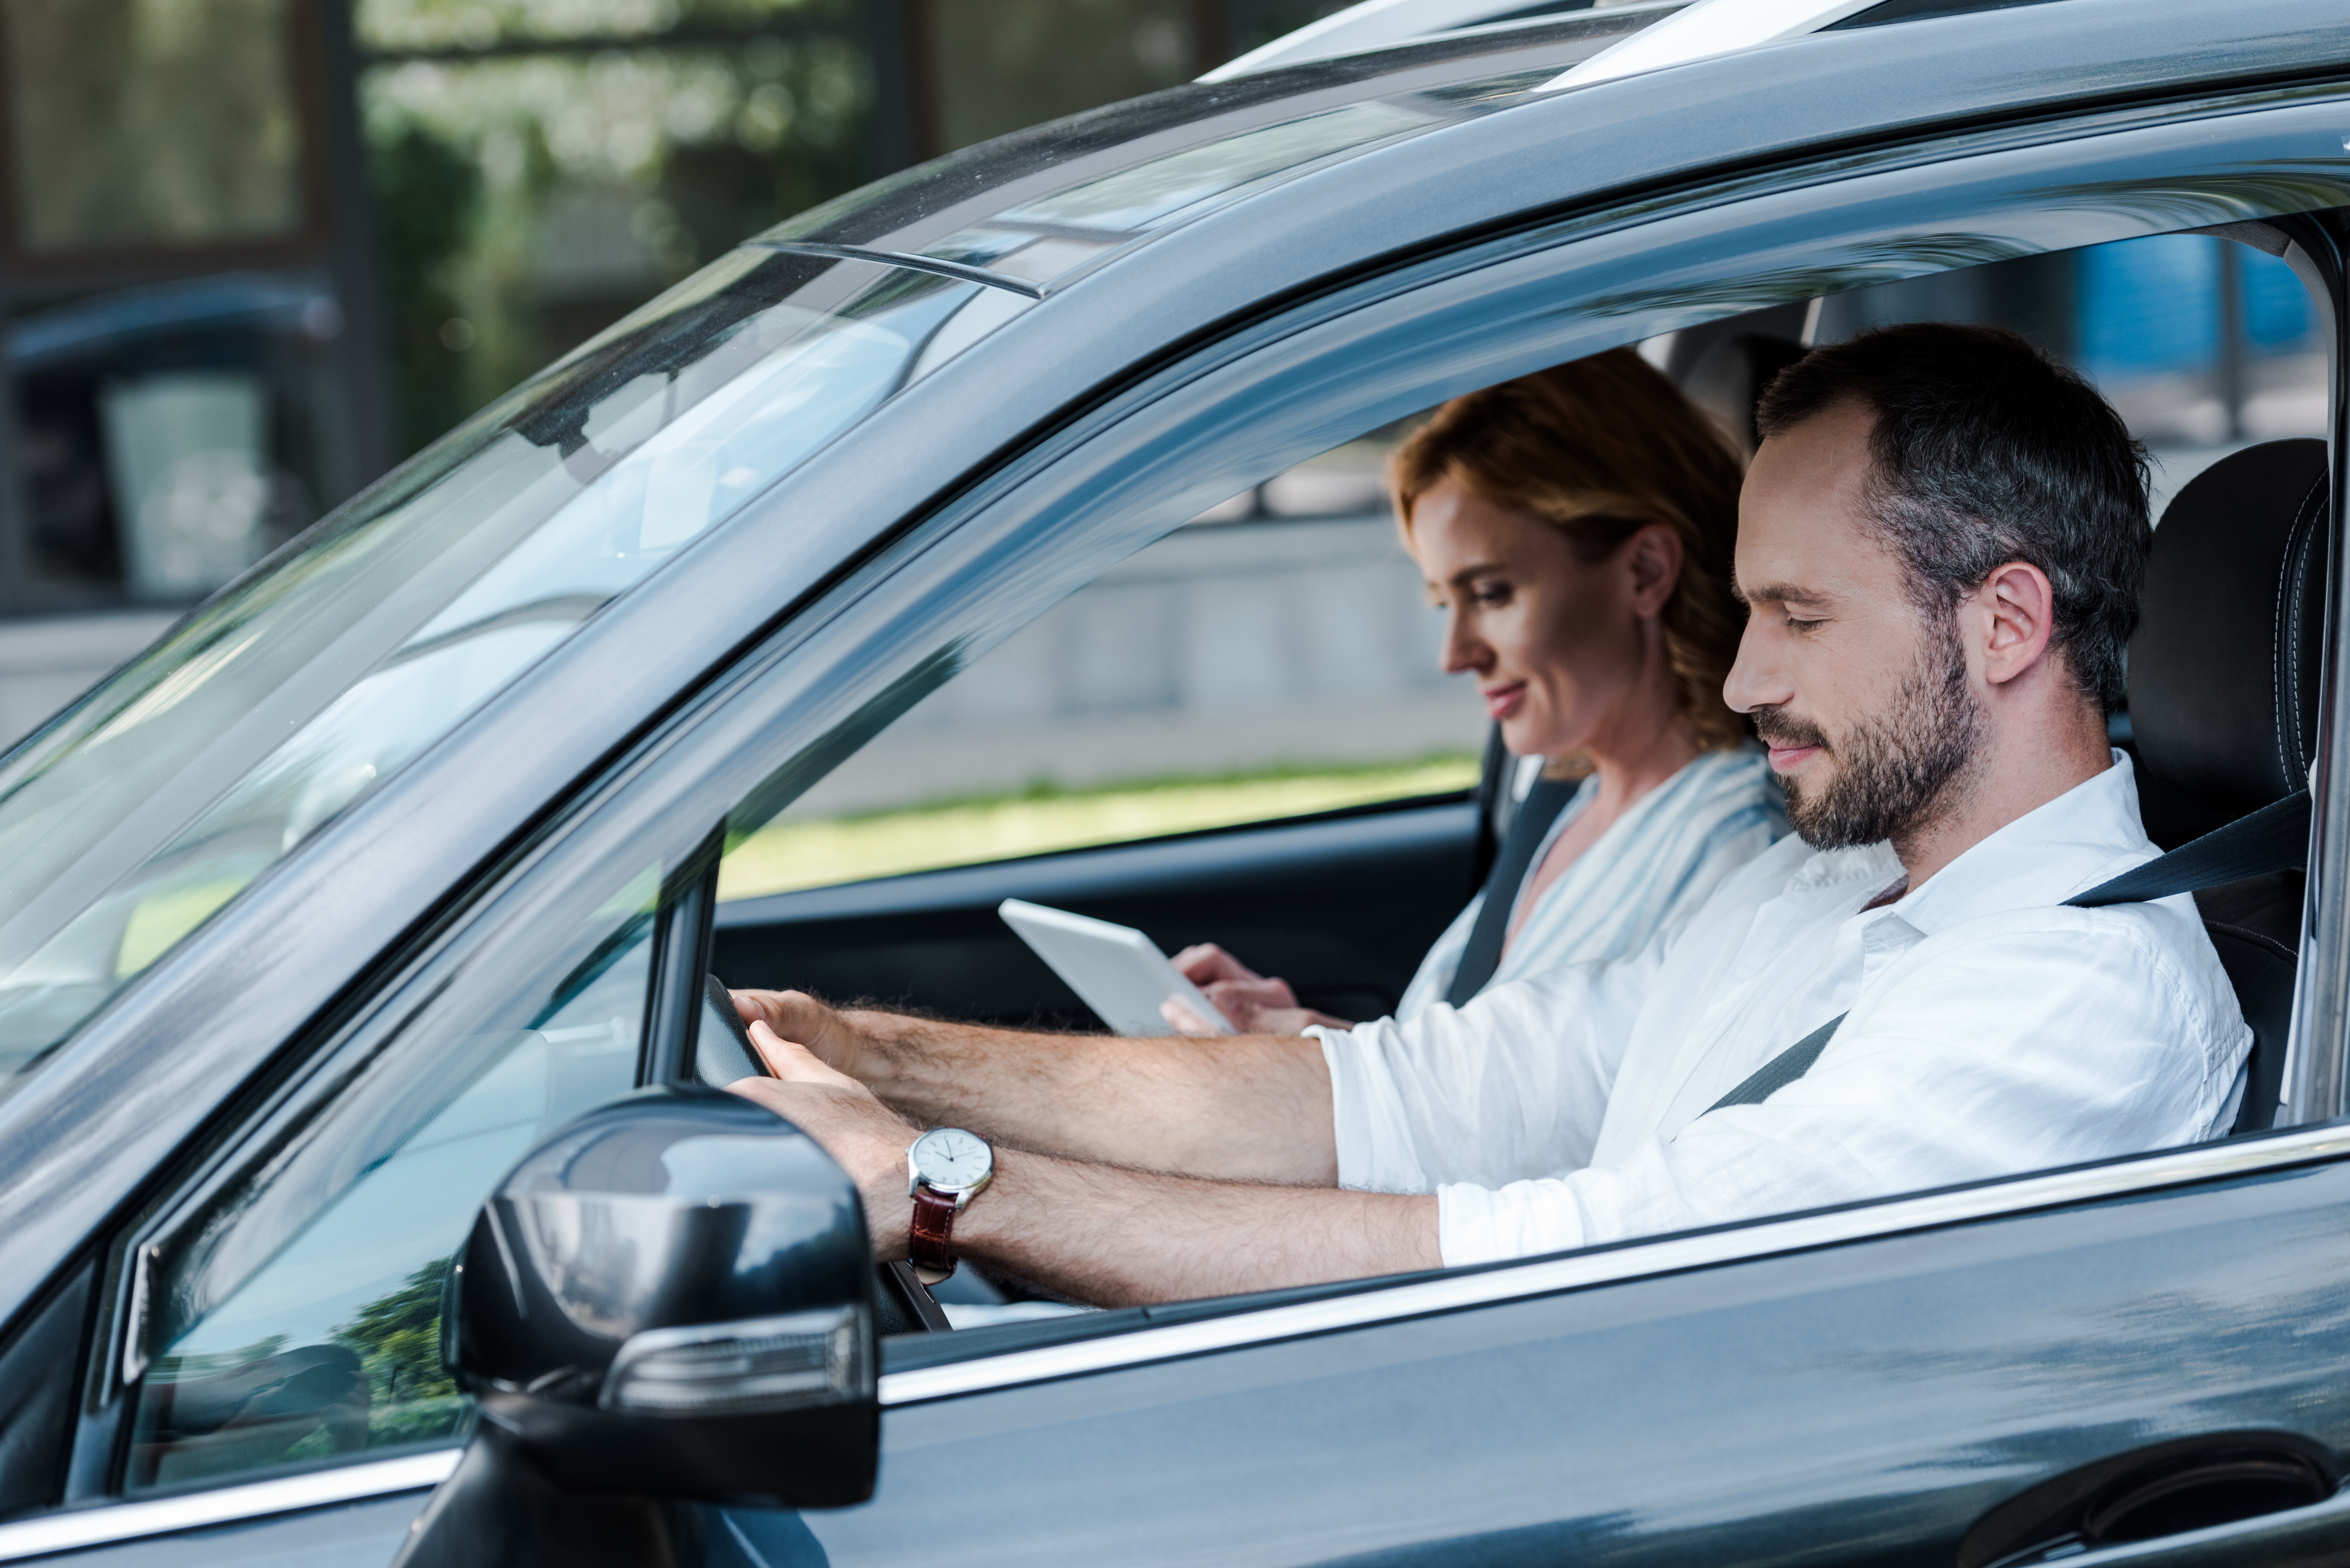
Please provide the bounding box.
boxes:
[1440,611,1489,676]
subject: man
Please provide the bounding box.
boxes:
[728,323,2251,1307]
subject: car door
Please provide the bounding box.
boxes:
[747,103,2350,1558]
[9,62,2350,1568]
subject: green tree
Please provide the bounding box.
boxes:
[333,1256,467,1447]
[372,126,485,458]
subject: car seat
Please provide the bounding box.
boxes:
[2126,437,2327,1134]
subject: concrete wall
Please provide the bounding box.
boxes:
[790,513,1488,818]
[0,516,1481,808]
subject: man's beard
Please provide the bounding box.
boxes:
[1754,618,1984,851]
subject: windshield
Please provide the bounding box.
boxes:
[0,247,1024,1098]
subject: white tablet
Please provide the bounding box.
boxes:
[997,899,1236,1036]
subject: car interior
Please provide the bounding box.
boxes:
[712,257,2320,1148]
[86,214,2340,1501]
[702,252,2329,1342]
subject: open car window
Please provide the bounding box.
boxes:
[716,424,1478,906]
[703,223,2331,1334]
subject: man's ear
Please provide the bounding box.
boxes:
[1972,560,2058,688]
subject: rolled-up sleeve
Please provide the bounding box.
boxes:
[1313,935,1664,1199]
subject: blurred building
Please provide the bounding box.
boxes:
[0,0,1343,746]
[0,0,2323,755]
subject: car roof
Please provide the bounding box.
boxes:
[763,0,2345,278]
[1203,0,1880,85]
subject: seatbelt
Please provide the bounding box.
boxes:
[1706,789,2311,1113]
[1445,774,1584,1006]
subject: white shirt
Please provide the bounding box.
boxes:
[1316,753,2251,1266]
[1394,746,1785,1020]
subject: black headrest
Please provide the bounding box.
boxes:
[1681,333,1808,454]
[2128,439,2328,832]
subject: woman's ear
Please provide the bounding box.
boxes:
[1625,523,1684,618]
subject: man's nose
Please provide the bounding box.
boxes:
[1721,616,1788,715]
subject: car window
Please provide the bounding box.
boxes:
[118,858,665,1492]
[716,429,1483,902]
[698,222,2329,1335]
[715,230,2330,906]
[0,251,1035,1105]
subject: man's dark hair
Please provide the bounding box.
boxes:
[1755,322,2150,713]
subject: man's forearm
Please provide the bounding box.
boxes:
[724,1012,1416,1309]
[955,1147,1440,1307]
[837,1006,1339,1186]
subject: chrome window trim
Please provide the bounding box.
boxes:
[877,1124,2350,1406]
[0,1450,457,1561]
[18,1135,2344,1552]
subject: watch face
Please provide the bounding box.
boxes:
[913,1127,992,1191]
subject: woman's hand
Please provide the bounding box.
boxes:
[1165,944,1353,1036]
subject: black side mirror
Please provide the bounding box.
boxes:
[395,1085,878,1568]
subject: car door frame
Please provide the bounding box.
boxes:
[10,72,2350,1563]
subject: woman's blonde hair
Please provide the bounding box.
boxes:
[1391,349,1749,753]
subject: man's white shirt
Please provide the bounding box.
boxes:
[1313,753,2253,1266]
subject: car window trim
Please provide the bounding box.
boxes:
[877,1121,2350,1406]
[16,1129,2349,1556]
[0,1451,457,1562]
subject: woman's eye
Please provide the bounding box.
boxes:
[1472,584,1511,607]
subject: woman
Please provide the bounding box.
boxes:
[1170,348,1785,1034]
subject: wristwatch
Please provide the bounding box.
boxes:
[906,1127,994,1278]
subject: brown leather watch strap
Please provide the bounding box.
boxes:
[908,1185,960,1277]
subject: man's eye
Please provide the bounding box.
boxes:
[1785,613,1823,632]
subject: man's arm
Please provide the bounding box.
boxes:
[734,988,1337,1185]
[725,1022,1439,1305]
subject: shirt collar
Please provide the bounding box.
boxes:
[1786,841,1904,893]
[1883,749,2153,937]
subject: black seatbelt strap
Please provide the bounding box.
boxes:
[2064,788,2309,906]
[1706,789,2311,1113]
[1705,1013,1848,1112]
[1446,774,1583,1007]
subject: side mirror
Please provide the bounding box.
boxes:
[396,1086,877,1567]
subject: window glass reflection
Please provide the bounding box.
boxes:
[0,254,999,1101]
[125,871,656,1491]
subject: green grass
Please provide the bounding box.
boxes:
[716,753,1480,901]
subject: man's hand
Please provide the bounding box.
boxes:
[1166,943,1353,1036]
[726,1020,916,1260]
[722,989,1431,1304]
[734,988,873,1078]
